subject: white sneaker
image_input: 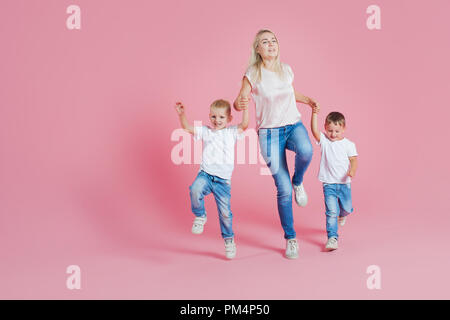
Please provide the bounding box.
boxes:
[191,216,207,234]
[325,237,338,251]
[224,238,236,259]
[293,183,308,207]
[338,216,347,226]
[285,239,299,259]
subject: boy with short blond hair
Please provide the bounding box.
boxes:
[174,99,249,259]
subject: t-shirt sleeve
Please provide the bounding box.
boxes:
[193,126,204,141]
[244,67,255,89]
[347,141,358,157]
[284,64,294,83]
[317,132,326,146]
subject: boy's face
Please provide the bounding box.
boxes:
[209,107,231,130]
[324,122,345,141]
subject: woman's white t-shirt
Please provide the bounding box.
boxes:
[245,63,301,130]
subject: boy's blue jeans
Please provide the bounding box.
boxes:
[189,170,234,239]
[323,183,354,239]
[258,121,313,240]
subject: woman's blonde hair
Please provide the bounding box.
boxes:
[247,29,285,83]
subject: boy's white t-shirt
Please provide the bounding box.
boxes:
[194,125,243,180]
[245,63,301,130]
[318,132,358,184]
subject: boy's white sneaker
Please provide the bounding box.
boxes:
[338,216,347,226]
[224,238,236,259]
[191,216,207,234]
[293,183,308,207]
[285,239,299,259]
[325,237,338,251]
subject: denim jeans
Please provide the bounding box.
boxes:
[323,183,354,239]
[258,121,313,239]
[189,170,234,239]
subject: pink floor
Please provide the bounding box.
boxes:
[1,161,449,299]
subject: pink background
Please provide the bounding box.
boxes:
[1,0,449,299]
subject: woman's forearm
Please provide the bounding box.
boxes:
[294,91,312,104]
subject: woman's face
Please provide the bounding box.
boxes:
[256,32,278,59]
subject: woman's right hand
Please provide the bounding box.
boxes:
[234,77,252,111]
[235,96,250,111]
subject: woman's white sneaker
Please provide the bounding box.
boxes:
[285,239,299,259]
[293,183,308,207]
[191,216,207,234]
[224,238,236,259]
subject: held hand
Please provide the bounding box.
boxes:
[307,97,318,108]
[236,96,250,111]
[174,102,185,115]
[312,103,320,114]
[347,169,356,178]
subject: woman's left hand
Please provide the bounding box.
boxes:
[312,103,320,113]
[307,97,318,108]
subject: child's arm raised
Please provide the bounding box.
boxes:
[237,106,249,133]
[310,104,321,142]
[348,156,358,178]
[174,102,194,135]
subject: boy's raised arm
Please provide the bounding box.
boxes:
[310,104,321,142]
[174,102,194,135]
[238,106,249,133]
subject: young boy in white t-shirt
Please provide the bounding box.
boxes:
[311,108,358,251]
[174,99,249,259]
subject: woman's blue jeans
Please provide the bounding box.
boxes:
[258,121,313,239]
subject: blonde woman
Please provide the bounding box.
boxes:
[234,29,318,259]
